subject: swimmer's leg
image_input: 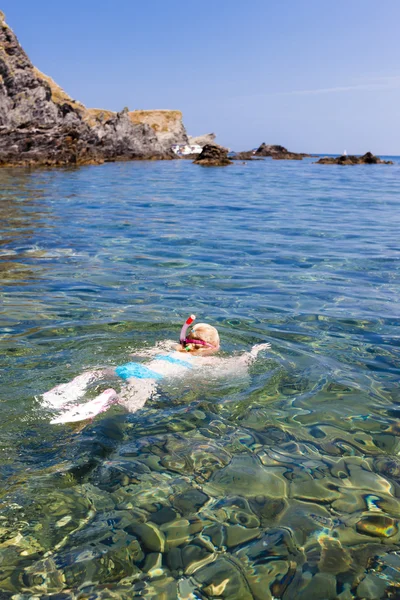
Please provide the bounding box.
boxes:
[118,378,158,413]
[43,368,116,409]
[50,388,119,424]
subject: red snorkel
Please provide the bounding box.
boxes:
[180,314,196,345]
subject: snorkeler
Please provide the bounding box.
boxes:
[42,315,271,424]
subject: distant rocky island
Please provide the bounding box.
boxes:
[192,142,310,167]
[231,143,310,161]
[316,152,393,165]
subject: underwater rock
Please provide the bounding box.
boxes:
[234,527,303,565]
[355,514,399,538]
[201,523,226,549]
[161,439,231,480]
[290,476,341,503]
[53,527,144,587]
[248,495,287,524]
[172,488,209,515]
[330,488,369,514]
[142,552,165,578]
[211,496,260,529]
[295,572,337,600]
[341,460,393,495]
[224,523,260,548]
[317,536,352,574]
[181,543,215,575]
[140,575,178,599]
[373,455,400,480]
[11,558,64,596]
[193,556,253,599]
[244,559,291,600]
[111,475,175,512]
[95,459,152,491]
[166,547,184,576]
[161,517,203,549]
[207,454,287,498]
[356,573,389,599]
[149,506,178,525]
[125,522,166,552]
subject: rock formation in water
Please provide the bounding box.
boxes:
[193,144,232,166]
[0,12,188,167]
[230,142,310,161]
[254,143,309,160]
[316,152,393,165]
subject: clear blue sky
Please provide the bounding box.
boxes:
[3,0,400,154]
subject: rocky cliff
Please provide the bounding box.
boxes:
[0,12,187,167]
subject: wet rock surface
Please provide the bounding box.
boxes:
[193,143,233,166]
[0,13,186,167]
[316,151,393,165]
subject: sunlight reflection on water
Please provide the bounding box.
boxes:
[0,158,399,598]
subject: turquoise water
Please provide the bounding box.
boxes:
[1,158,400,598]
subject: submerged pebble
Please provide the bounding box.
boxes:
[355,514,399,538]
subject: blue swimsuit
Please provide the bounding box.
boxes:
[115,354,192,381]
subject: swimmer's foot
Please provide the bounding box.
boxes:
[50,388,119,424]
[43,371,102,409]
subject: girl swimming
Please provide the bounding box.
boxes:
[42,315,270,424]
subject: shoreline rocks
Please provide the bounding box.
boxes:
[316,152,393,165]
[0,12,187,168]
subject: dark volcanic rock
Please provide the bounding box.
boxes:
[193,144,232,166]
[230,150,264,161]
[0,12,185,167]
[316,152,393,165]
[255,142,309,160]
[230,143,309,161]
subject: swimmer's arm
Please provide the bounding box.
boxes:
[129,340,176,358]
[238,343,271,365]
[197,343,271,372]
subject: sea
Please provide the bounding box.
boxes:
[1,156,400,598]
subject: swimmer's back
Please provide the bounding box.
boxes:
[115,352,194,380]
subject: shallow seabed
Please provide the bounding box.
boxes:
[1,158,400,599]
